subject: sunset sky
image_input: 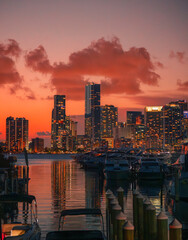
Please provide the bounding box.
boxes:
[0,0,188,143]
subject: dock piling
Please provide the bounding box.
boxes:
[123,221,134,240]
[157,211,168,240]
[117,187,124,212]
[169,218,182,240]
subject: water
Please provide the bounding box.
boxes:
[15,154,188,239]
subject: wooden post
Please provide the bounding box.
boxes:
[110,198,119,239]
[169,219,182,240]
[117,187,124,212]
[106,190,113,240]
[112,204,122,240]
[136,194,144,240]
[106,193,115,240]
[116,212,127,240]
[133,190,139,240]
[143,199,151,239]
[123,221,134,240]
[175,168,179,202]
[157,211,168,240]
[145,204,157,240]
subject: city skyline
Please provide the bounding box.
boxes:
[0,0,188,141]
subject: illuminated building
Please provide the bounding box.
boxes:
[6,117,15,151]
[183,111,188,139]
[113,122,133,148]
[144,106,163,148]
[6,117,28,152]
[162,103,182,147]
[101,105,118,138]
[85,83,100,144]
[51,95,66,150]
[15,118,29,151]
[127,111,144,125]
[31,138,44,152]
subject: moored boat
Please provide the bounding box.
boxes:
[46,208,106,240]
[138,155,163,180]
[104,152,131,180]
[0,194,41,240]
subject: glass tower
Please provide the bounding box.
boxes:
[85,83,100,144]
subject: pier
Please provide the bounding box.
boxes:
[106,187,182,240]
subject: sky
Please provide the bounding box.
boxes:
[0,0,188,143]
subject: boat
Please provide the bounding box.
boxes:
[46,208,106,240]
[104,152,131,180]
[0,193,41,240]
[138,154,163,180]
[168,142,188,201]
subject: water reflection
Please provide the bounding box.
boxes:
[14,154,188,239]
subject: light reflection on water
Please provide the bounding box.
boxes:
[15,154,187,239]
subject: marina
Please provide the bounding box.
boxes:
[1,150,188,239]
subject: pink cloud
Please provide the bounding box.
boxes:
[169,51,187,63]
[177,79,188,90]
[0,40,22,88]
[25,37,160,100]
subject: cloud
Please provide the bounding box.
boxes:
[169,51,187,63]
[177,79,188,91]
[0,132,2,135]
[0,39,21,57]
[0,40,22,88]
[37,131,51,136]
[25,37,160,100]
[25,45,52,73]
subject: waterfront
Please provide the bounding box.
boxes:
[15,153,188,239]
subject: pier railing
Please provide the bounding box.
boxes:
[106,187,182,240]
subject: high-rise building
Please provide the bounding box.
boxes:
[162,103,182,147]
[85,83,100,144]
[101,105,118,138]
[127,111,144,125]
[31,138,44,152]
[15,118,29,151]
[51,95,66,149]
[144,106,163,148]
[6,117,28,152]
[6,117,15,151]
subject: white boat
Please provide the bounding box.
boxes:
[0,194,41,240]
[104,152,131,180]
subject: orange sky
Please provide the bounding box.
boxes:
[0,0,188,141]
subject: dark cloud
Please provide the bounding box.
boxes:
[25,37,160,100]
[169,51,187,63]
[177,79,188,91]
[0,39,21,57]
[132,95,174,106]
[25,45,52,73]
[0,40,22,89]
[37,131,51,136]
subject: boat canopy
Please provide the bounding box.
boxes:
[60,208,102,217]
[0,193,36,204]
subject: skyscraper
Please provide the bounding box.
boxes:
[51,95,66,149]
[85,83,100,144]
[6,117,15,151]
[162,103,182,147]
[144,106,163,148]
[127,111,144,125]
[101,105,118,138]
[6,117,28,152]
